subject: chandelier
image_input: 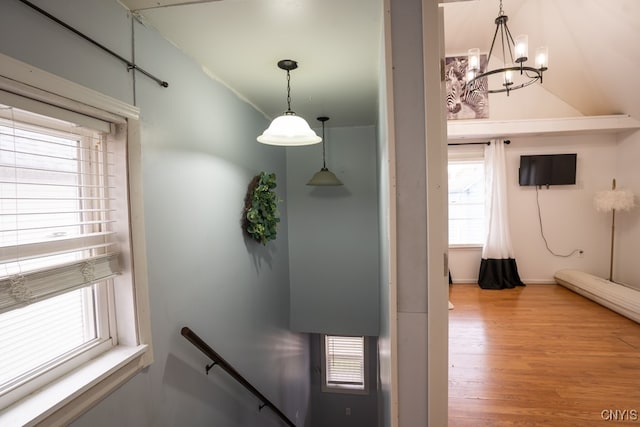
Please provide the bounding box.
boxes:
[467,0,548,95]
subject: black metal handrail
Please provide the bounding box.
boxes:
[181,327,296,427]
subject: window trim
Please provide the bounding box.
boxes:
[0,53,152,426]
[321,335,369,396]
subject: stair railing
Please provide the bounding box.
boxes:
[180,326,296,427]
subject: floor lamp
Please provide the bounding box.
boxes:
[594,178,636,282]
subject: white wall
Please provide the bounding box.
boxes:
[0,1,310,426]
[449,133,623,284]
[615,130,640,289]
[487,76,582,120]
[509,135,617,282]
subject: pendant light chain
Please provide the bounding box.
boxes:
[286,70,292,113]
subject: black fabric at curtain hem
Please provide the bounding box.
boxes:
[478,258,525,289]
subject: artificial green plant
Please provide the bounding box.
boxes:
[243,172,280,245]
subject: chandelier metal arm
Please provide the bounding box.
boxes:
[471,65,542,93]
[486,19,501,62]
[502,17,518,63]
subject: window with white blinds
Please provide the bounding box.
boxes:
[322,335,368,394]
[448,151,486,246]
[0,53,151,426]
[0,101,115,402]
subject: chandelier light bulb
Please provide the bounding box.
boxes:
[535,46,549,70]
[514,34,528,63]
[504,66,514,86]
[468,48,480,71]
[466,68,476,82]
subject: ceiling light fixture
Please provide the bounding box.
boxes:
[307,116,343,186]
[467,0,548,96]
[257,59,321,146]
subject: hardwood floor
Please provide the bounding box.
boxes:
[448,283,640,426]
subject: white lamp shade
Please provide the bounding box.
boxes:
[257,114,322,146]
[594,190,636,212]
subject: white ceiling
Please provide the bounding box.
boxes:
[122,0,382,127]
[119,0,640,127]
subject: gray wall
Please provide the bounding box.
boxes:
[307,334,378,427]
[287,125,380,336]
[0,1,310,426]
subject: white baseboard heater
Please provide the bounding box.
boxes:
[554,269,640,324]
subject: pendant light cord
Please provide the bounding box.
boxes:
[321,121,327,168]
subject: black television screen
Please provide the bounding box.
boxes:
[519,154,577,186]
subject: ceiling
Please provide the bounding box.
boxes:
[119,0,640,127]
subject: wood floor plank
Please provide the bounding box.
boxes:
[449,284,640,426]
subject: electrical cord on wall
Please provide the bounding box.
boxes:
[535,186,583,257]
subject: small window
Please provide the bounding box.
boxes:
[448,152,485,246]
[322,335,368,394]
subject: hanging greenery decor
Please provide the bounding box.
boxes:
[243,172,281,245]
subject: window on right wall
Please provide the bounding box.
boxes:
[322,335,368,395]
[448,149,485,246]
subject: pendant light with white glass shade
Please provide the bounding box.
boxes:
[307,116,343,186]
[257,59,322,146]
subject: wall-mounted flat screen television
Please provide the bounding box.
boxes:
[518,153,577,186]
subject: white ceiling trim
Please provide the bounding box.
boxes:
[448,115,640,140]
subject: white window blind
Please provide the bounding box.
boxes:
[0,103,119,310]
[0,288,96,387]
[448,152,485,245]
[0,101,116,395]
[324,335,365,390]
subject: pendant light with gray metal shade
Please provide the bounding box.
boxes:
[307,117,343,186]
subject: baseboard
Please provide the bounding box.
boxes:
[450,279,556,285]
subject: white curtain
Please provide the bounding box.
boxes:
[478,139,524,289]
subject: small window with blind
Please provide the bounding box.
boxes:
[448,148,485,246]
[321,335,368,394]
